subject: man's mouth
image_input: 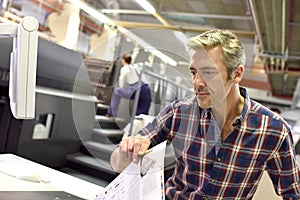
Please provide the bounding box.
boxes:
[195,90,209,96]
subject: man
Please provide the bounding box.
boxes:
[110,30,300,199]
[107,54,151,117]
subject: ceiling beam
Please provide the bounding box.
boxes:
[101,9,252,21]
[248,0,265,50]
[113,20,255,38]
[287,0,296,48]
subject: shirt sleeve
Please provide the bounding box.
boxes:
[266,127,300,199]
[138,102,175,146]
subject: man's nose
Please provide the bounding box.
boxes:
[193,73,206,86]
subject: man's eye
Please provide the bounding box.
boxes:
[190,71,196,75]
[201,70,217,75]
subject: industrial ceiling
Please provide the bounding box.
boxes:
[99,0,300,100]
[4,0,300,104]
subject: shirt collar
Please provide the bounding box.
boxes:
[191,97,211,120]
[233,87,250,126]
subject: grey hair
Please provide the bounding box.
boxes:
[186,29,246,79]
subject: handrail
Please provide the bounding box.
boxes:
[128,67,193,135]
[128,69,143,136]
[142,69,193,93]
[142,68,193,110]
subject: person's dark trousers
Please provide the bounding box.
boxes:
[107,84,137,116]
[107,83,151,117]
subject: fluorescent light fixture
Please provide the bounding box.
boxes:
[152,49,177,66]
[69,0,176,66]
[173,31,188,44]
[118,26,177,66]
[68,0,112,25]
[135,0,156,14]
[178,61,190,66]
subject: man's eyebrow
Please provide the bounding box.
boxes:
[199,66,216,70]
[189,65,216,71]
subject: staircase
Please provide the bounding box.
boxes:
[61,58,177,186]
[59,58,128,185]
[63,103,128,184]
[62,101,176,186]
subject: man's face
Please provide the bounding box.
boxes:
[189,47,233,108]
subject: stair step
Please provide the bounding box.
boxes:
[94,115,128,129]
[83,141,116,160]
[91,128,123,144]
[96,103,109,115]
[95,115,126,123]
[68,144,175,183]
[93,128,124,137]
[66,152,118,181]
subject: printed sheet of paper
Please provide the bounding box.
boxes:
[95,141,167,200]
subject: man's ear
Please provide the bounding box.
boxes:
[232,65,244,83]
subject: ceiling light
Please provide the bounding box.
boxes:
[118,27,177,66]
[69,0,176,66]
[135,0,156,14]
[68,0,112,25]
[173,31,188,44]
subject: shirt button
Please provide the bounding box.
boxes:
[211,179,216,183]
[204,197,208,200]
[217,157,221,162]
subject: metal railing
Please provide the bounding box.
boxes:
[142,69,193,110]
[128,67,193,135]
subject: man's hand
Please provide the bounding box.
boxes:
[110,134,151,172]
[119,134,151,163]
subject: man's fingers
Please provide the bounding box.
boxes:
[138,139,151,155]
[133,135,143,163]
[127,136,134,152]
[119,137,133,160]
[119,135,151,163]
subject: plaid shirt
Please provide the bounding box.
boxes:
[139,87,300,200]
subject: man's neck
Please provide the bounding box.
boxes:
[212,85,244,129]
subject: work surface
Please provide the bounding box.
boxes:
[0,154,103,200]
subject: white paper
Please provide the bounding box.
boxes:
[96,141,167,200]
[0,155,50,183]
